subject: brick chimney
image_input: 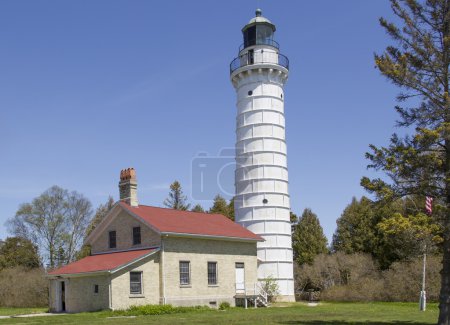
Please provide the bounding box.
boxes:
[119,168,138,207]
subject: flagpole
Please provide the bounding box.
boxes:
[420,196,432,312]
[419,244,426,311]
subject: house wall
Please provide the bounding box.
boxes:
[111,253,160,310]
[162,236,258,307]
[91,210,161,254]
[49,275,110,313]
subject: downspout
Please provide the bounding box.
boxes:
[109,273,113,310]
[161,236,166,304]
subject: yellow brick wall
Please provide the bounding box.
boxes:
[111,253,160,310]
[162,236,258,306]
[91,210,160,254]
[49,275,110,313]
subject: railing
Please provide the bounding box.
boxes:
[239,39,280,52]
[235,282,269,308]
[230,51,289,74]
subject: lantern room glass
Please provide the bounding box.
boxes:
[243,24,274,48]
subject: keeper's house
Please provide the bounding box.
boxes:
[48,168,263,313]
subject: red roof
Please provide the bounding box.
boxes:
[120,202,263,241]
[48,248,157,276]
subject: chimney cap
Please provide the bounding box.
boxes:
[120,168,136,181]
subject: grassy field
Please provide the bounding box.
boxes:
[0,307,47,316]
[0,302,439,324]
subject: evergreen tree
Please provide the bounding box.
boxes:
[209,195,231,218]
[292,208,328,265]
[332,197,378,254]
[228,197,235,221]
[163,181,190,210]
[359,1,450,321]
[0,237,40,269]
[191,204,205,213]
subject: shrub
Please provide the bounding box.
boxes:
[261,276,280,302]
[219,302,231,310]
[295,252,440,302]
[0,267,48,307]
[112,304,210,316]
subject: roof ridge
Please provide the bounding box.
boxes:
[123,202,226,217]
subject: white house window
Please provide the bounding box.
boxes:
[179,261,190,285]
[208,262,217,285]
[130,272,142,294]
[109,231,116,249]
[132,227,141,245]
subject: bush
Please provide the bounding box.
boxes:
[112,304,210,316]
[219,302,231,310]
[295,253,441,302]
[0,267,48,307]
[260,276,280,302]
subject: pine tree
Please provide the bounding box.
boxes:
[191,204,205,213]
[360,1,450,321]
[163,181,190,211]
[332,197,378,254]
[209,195,233,220]
[292,208,328,265]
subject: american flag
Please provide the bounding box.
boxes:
[425,196,433,215]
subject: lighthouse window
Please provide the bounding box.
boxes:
[263,198,268,204]
[248,90,253,96]
[256,25,274,46]
[243,26,256,48]
[281,94,283,99]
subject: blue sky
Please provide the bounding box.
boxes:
[0,1,400,243]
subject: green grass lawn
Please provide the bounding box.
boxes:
[0,302,439,324]
[0,307,47,316]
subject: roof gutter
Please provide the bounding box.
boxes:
[46,249,160,279]
[161,232,264,242]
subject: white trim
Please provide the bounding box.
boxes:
[92,245,159,255]
[111,249,160,274]
[162,232,263,242]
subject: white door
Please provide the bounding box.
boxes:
[235,263,245,293]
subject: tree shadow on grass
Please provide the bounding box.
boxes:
[278,321,429,325]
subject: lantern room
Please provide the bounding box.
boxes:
[241,9,278,50]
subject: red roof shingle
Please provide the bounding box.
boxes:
[120,202,263,241]
[48,248,157,276]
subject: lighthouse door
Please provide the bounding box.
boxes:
[235,263,245,293]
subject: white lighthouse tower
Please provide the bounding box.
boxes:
[230,9,294,301]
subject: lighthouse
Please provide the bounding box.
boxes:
[230,9,294,301]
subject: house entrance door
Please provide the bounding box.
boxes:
[60,281,66,312]
[235,263,245,293]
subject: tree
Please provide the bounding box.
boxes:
[377,212,442,261]
[85,196,115,237]
[359,1,450,322]
[209,195,233,220]
[163,181,190,210]
[7,186,93,268]
[191,204,205,213]
[76,196,115,260]
[228,197,235,221]
[0,237,40,269]
[292,209,328,265]
[332,197,378,254]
